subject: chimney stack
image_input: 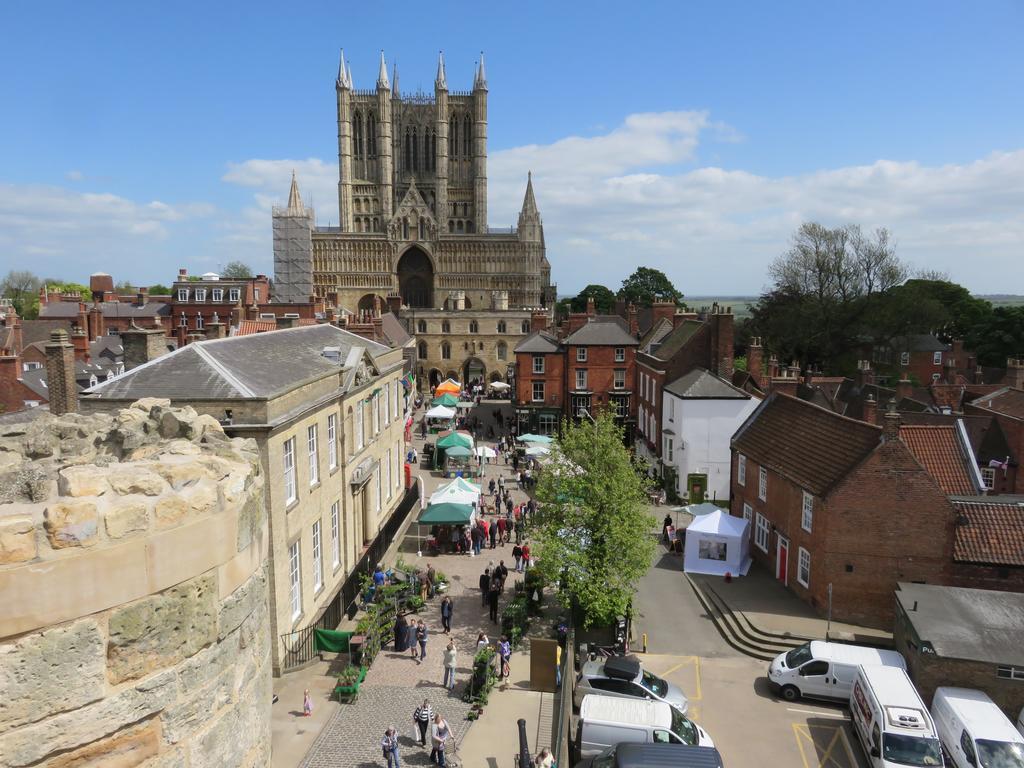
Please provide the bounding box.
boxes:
[863,394,877,426]
[628,303,639,337]
[586,296,596,317]
[275,316,300,330]
[530,310,549,333]
[1006,358,1024,390]
[122,324,168,370]
[372,294,383,318]
[386,293,402,315]
[897,373,913,402]
[856,360,875,388]
[709,305,735,380]
[747,337,764,389]
[71,327,89,362]
[45,330,77,415]
[205,313,226,340]
[882,398,901,442]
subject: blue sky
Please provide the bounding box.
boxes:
[2,1,1022,295]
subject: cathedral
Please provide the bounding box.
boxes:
[273,50,556,318]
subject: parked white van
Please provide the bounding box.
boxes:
[576,694,714,759]
[850,666,944,767]
[767,641,906,702]
[931,687,1024,768]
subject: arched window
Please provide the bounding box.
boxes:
[521,320,530,333]
[466,221,474,233]
[354,199,362,213]
[469,320,479,333]
[196,314,204,330]
[373,217,379,231]
[497,341,507,361]
[404,128,412,171]
[464,114,472,156]
[497,320,507,334]
[417,320,427,333]
[448,220,454,233]
[457,221,464,233]
[367,111,377,158]
[411,127,418,171]
[442,320,451,334]
[441,341,451,360]
[418,219,425,240]
[353,110,363,157]
[449,116,457,156]
[418,341,427,359]
[402,218,409,239]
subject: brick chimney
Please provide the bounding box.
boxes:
[855,360,875,388]
[530,310,549,333]
[0,304,23,356]
[897,373,913,401]
[628,303,639,337]
[178,267,188,280]
[882,399,901,442]
[1007,358,1024,389]
[205,319,226,340]
[747,337,764,389]
[246,304,259,321]
[176,323,186,348]
[71,327,89,362]
[708,306,734,380]
[863,394,877,425]
[803,366,814,388]
[45,330,77,415]
[943,357,958,384]
[122,324,168,370]
[276,316,300,330]
[651,299,676,328]
[767,355,780,381]
[614,298,626,319]
[135,287,148,307]
[771,366,799,397]
[386,293,402,315]
[372,294,383,318]
[88,304,105,341]
[586,296,596,317]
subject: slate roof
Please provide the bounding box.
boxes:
[38,301,169,319]
[515,330,561,354]
[21,319,68,347]
[732,392,882,496]
[563,316,637,347]
[899,424,979,495]
[638,317,674,352]
[665,368,750,400]
[87,324,389,401]
[951,496,1024,567]
[972,387,1024,420]
[890,334,950,353]
[896,582,1024,665]
[643,319,703,360]
[379,313,412,347]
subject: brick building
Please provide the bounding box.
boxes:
[634,304,735,473]
[966,382,1024,493]
[37,273,171,336]
[949,496,1024,592]
[513,301,637,436]
[894,582,1024,717]
[730,393,956,629]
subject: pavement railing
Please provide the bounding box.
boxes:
[551,626,575,768]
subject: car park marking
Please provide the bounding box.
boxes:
[792,723,857,768]
[653,656,703,701]
[786,707,850,720]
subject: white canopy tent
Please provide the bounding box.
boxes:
[425,405,457,420]
[683,509,752,577]
[429,477,482,506]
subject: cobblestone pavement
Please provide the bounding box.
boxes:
[300,399,535,768]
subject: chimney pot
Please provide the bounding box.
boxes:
[45,330,78,415]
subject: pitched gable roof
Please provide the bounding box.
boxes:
[899,424,980,495]
[563,317,637,347]
[87,324,389,401]
[665,368,749,400]
[972,387,1024,420]
[732,393,882,496]
[951,496,1024,566]
[643,319,704,361]
[515,330,561,354]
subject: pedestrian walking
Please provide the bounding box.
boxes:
[512,543,523,573]
[514,519,524,545]
[395,612,409,652]
[489,519,497,549]
[381,727,400,768]
[498,635,512,680]
[521,542,531,571]
[416,620,428,663]
[479,565,491,606]
[440,595,453,634]
[303,689,313,717]
[488,578,500,623]
[496,516,507,547]
[408,618,419,658]
[413,699,433,746]
[442,639,457,690]
[426,564,436,598]
[430,713,451,766]
[496,560,509,591]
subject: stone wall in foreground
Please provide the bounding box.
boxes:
[0,399,271,768]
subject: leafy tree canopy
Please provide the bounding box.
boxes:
[148,284,172,295]
[221,260,253,279]
[1,270,42,319]
[532,412,655,628]
[618,267,683,307]
[966,306,1024,368]
[570,284,617,314]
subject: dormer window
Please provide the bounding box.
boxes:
[212,288,223,302]
[177,288,189,301]
[194,289,207,302]
[229,288,241,303]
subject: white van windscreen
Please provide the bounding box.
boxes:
[977,740,1024,768]
[882,734,942,766]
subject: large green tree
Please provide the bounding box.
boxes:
[618,267,683,307]
[148,284,172,295]
[532,412,655,628]
[966,306,1024,367]
[570,284,617,314]
[1,270,42,319]
[221,260,254,279]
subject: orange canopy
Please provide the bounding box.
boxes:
[434,379,462,396]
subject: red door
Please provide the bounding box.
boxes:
[776,536,789,585]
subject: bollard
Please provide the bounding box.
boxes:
[517,718,531,768]
[642,633,648,653]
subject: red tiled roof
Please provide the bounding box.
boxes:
[732,393,881,496]
[899,425,978,496]
[974,388,1024,420]
[235,320,276,336]
[952,499,1024,566]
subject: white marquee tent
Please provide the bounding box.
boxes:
[683,509,752,577]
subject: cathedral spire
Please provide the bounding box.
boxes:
[435,50,447,90]
[392,61,399,96]
[287,171,304,214]
[520,171,538,217]
[376,50,390,90]
[336,49,352,89]
[474,52,488,90]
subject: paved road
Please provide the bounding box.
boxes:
[631,538,743,658]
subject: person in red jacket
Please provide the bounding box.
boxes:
[496,516,507,547]
[521,542,531,570]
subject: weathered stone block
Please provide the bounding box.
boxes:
[153,496,188,528]
[132,397,171,413]
[235,493,262,553]
[217,568,267,641]
[0,516,37,564]
[105,501,150,539]
[192,414,224,438]
[0,619,106,735]
[106,574,217,684]
[32,717,160,768]
[108,468,166,496]
[185,482,218,515]
[57,465,109,497]
[151,461,207,490]
[44,501,99,548]
[158,411,183,439]
[167,439,201,455]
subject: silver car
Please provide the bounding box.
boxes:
[573,656,689,714]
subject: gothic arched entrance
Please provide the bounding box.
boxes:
[357,293,382,313]
[397,247,434,308]
[429,369,442,389]
[463,357,486,387]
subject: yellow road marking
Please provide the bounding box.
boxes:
[792,723,858,768]
[653,656,702,702]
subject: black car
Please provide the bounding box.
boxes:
[575,743,725,768]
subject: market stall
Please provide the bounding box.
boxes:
[433,430,475,470]
[417,501,476,555]
[434,378,462,397]
[682,508,751,577]
[424,404,456,434]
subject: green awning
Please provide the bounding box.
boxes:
[313,628,353,653]
[518,434,554,444]
[445,445,473,458]
[437,431,473,449]
[417,502,475,525]
[431,393,460,407]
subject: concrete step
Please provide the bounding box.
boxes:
[684,574,777,662]
[703,583,817,646]
[700,585,803,656]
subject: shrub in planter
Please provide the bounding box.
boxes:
[405,595,425,612]
[337,665,361,687]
